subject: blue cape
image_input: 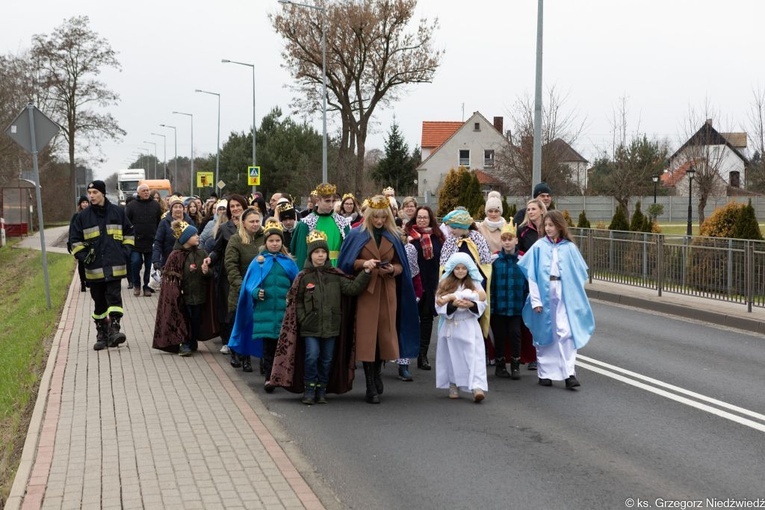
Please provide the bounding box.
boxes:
[228,252,299,357]
[337,227,420,358]
[517,237,595,349]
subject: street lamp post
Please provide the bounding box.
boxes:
[686,166,696,236]
[150,132,167,179]
[160,124,178,185]
[652,174,659,204]
[278,0,327,183]
[142,140,158,178]
[173,111,195,196]
[195,89,221,196]
[222,59,257,193]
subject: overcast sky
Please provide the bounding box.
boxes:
[3,0,764,181]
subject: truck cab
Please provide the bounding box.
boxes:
[117,168,146,205]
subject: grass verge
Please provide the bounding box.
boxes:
[0,239,74,506]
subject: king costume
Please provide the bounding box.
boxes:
[517,235,595,382]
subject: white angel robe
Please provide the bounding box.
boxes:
[435,286,488,393]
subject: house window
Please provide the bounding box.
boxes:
[474,122,480,131]
[459,149,470,167]
[484,149,495,168]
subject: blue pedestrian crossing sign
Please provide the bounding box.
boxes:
[247,166,261,186]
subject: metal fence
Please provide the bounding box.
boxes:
[571,228,765,312]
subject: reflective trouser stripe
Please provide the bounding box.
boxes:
[92,311,108,320]
[107,306,124,316]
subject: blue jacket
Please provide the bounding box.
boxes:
[228,251,299,357]
[491,248,526,316]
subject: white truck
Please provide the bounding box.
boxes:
[116,168,146,205]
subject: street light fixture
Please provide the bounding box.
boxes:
[222,58,258,193]
[686,165,696,236]
[195,89,221,195]
[651,174,659,204]
[173,111,195,196]
[278,0,328,183]
[160,124,178,185]
[150,132,167,179]
[142,140,158,178]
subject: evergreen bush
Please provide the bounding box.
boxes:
[577,211,591,228]
[609,204,630,231]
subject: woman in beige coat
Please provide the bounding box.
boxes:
[337,196,420,403]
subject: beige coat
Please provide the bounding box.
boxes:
[352,236,402,362]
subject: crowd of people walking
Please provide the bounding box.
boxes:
[69,179,595,405]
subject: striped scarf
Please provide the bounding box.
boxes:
[409,226,434,260]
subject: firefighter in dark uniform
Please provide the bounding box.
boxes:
[70,180,135,350]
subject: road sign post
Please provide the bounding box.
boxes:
[4,103,61,309]
[247,166,261,187]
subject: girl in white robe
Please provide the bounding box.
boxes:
[435,253,488,402]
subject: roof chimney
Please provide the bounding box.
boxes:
[705,118,713,126]
[493,116,503,134]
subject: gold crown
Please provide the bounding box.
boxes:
[501,218,517,236]
[368,195,391,210]
[314,183,337,196]
[276,202,294,213]
[263,218,284,232]
[306,230,328,244]
[172,220,191,239]
[342,192,356,201]
[382,186,395,194]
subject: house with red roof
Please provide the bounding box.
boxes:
[416,112,509,199]
[665,119,749,196]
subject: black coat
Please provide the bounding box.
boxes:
[152,213,192,269]
[69,200,134,282]
[125,198,162,253]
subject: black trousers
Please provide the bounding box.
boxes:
[186,304,202,350]
[89,280,124,320]
[490,314,522,359]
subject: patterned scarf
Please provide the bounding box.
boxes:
[409,225,434,260]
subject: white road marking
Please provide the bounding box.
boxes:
[576,355,765,433]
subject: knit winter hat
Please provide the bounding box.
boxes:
[533,182,552,198]
[442,209,474,230]
[306,230,329,258]
[87,180,106,196]
[262,218,284,241]
[485,190,503,213]
[168,196,184,209]
[172,220,198,245]
[77,195,89,206]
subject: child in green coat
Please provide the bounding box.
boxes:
[272,230,376,404]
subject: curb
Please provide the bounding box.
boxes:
[586,288,765,336]
[5,274,77,510]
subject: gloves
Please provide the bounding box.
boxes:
[84,246,96,265]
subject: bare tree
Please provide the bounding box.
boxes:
[272,0,443,195]
[746,86,765,193]
[0,53,41,184]
[493,86,586,195]
[31,16,125,205]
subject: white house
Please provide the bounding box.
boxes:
[416,112,509,200]
[666,120,749,194]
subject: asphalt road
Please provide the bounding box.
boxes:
[236,300,765,509]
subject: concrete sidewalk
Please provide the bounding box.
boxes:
[7,271,327,509]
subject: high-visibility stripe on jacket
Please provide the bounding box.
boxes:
[69,200,134,282]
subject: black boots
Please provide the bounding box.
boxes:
[93,319,109,351]
[241,356,253,373]
[509,357,521,380]
[302,382,317,405]
[417,354,431,370]
[230,352,242,368]
[315,384,327,404]
[398,364,413,381]
[374,360,384,395]
[107,316,126,347]
[495,357,511,378]
[363,362,380,404]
